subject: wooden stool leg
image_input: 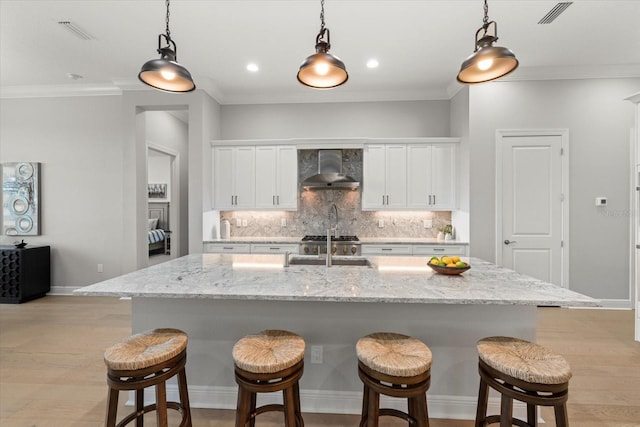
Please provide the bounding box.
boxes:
[527,403,537,427]
[156,381,168,427]
[554,404,569,427]
[177,367,192,427]
[105,387,119,427]
[408,394,429,427]
[475,378,489,427]
[136,389,144,427]
[500,394,512,427]
[235,387,251,427]
[248,392,257,427]
[360,385,370,427]
[366,389,379,427]
[283,386,297,427]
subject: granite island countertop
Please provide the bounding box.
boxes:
[203,237,469,245]
[75,254,597,307]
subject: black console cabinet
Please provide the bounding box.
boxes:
[0,245,50,303]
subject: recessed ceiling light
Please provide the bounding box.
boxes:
[366,59,379,69]
[246,63,259,72]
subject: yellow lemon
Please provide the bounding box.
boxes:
[441,256,452,264]
[430,259,440,265]
[446,263,456,267]
[451,256,461,263]
[455,261,467,268]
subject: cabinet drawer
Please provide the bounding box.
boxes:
[412,245,467,256]
[362,244,413,256]
[203,243,251,253]
[250,244,299,254]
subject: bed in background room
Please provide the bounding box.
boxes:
[148,202,170,255]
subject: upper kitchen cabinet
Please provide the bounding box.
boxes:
[407,144,457,210]
[255,146,298,210]
[213,146,256,210]
[362,144,407,210]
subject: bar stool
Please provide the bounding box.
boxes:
[475,336,572,427]
[233,329,305,427]
[104,328,192,427]
[356,332,432,427]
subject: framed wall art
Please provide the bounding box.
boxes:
[2,162,41,236]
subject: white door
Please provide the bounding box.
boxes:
[385,145,407,208]
[213,146,234,209]
[407,145,430,208]
[430,144,457,210]
[498,132,566,286]
[233,147,255,209]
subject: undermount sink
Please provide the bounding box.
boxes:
[288,257,371,267]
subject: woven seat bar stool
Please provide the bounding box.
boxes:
[475,336,572,427]
[104,328,192,427]
[356,332,432,427]
[232,329,305,427]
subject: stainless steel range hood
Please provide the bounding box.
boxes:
[302,150,360,190]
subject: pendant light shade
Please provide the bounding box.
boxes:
[297,0,348,89]
[457,1,518,84]
[138,0,195,93]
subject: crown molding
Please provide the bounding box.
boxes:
[0,83,122,99]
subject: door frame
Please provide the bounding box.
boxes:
[495,129,570,288]
[147,142,181,261]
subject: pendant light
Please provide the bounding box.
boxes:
[139,0,195,93]
[297,0,348,89]
[457,0,518,84]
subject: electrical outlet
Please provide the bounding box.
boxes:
[378,219,384,228]
[236,218,242,227]
[281,218,287,227]
[242,219,248,227]
[595,197,607,206]
[423,219,433,229]
[310,345,323,364]
[97,263,103,273]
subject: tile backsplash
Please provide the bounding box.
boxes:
[220,149,451,238]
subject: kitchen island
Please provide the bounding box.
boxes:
[75,254,597,419]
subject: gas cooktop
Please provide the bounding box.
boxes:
[302,235,360,242]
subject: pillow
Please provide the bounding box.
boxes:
[148,218,158,231]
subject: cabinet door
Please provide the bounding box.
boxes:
[276,146,298,209]
[362,145,387,209]
[385,145,407,208]
[407,145,431,208]
[255,146,278,208]
[430,144,457,209]
[213,147,234,209]
[233,147,256,209]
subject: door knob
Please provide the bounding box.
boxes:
[504,239,517,245]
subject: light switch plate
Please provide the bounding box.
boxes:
[595,197,607,206]
[423,219,433,229]
[378,219,384,228]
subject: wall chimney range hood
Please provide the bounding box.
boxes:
[302,150,360,190]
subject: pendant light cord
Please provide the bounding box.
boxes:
[482,0,490,34]
[319,0,326,33]
[165,0,171,40]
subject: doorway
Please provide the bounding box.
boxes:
[496,130,569,287]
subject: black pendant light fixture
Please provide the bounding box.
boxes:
[139,0,195,93]
[297,0,348,89]
[457,0,519,84]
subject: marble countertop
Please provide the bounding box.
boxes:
[75,254,598,307]
[204,237,469,245]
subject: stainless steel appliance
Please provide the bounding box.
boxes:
[300,235,361,256]
[301,150,360,190]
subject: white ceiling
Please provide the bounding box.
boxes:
[1,0,639,104]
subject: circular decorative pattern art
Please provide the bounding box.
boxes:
[10,196,30,215]
[16,162,34,180]
[16,216,33,233]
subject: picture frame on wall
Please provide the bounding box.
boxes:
[2,162,41,236]
[148,183,167,200]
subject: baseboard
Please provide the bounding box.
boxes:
[131,385,528,420]
[49,286,80,296]
[569,298,633,310]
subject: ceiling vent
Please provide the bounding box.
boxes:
[57,20,95,40]
[538,2,573,24]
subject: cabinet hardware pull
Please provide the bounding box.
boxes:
[277,195,280,205]
[433,194,436,204]
[269,247,279,250]
[223,247,233,250]
[382,248,392,251]
[428,195,432,204]
[382,195,385,205]
[434,248,445,251]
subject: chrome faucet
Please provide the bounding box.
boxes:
[326,228,333,267]
[329,203,339,237]
[284,251,291,267]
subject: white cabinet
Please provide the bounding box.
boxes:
[412,245,467,256]
[213,146,255,210]
[362,244,413,256]
[407,144,457,210]
[250,243,299,254]
[255,146,298,210]
[362,144,407,210]
[203,243,252,253]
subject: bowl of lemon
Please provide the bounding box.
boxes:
[427,255,470,275]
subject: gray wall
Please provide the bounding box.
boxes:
[0,90,220,289]
[468,78,640,301]
[0,95,124,287]
[450,87,470,243]
[221,100,450,139]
